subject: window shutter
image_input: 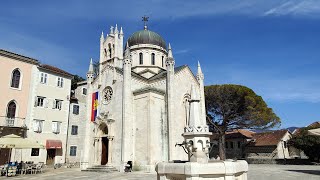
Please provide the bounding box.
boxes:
[33,120,38,132]
[52,122,57,133]
[53,100,56,109]
[44,99,48,108]
[39,121,43,132]
[34,97,38,107]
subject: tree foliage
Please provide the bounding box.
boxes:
[205,84,281,159]
[71,75,85,90]
[289,124,320,162]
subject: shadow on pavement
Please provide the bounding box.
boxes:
[287,170,320,176]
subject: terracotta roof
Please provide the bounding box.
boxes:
[226,129,255,138]
[210,129,255,140]
[308,121,320,128]
[0,49,39,65]
[249,130,288,147]
[40,64,73,77]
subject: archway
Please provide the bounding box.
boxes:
[98,123,109,165]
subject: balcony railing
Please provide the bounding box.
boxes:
[0,116,26,128]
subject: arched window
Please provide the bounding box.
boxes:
[162,56,164,67]
[108,43,112,58]
[151,53,155,65]
[139,53,143,65]
[7,101,16,118]
[11,69,21,88]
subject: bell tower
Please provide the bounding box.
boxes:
[99,24,124,73]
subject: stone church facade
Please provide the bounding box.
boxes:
[81,23,206,171]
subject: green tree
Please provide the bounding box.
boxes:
[289,125,320,162]
[71,75,85,90]
[205,84,280,160]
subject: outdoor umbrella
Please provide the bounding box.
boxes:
[0,134,44,163]
[308,128,320,136]
[0,134,44,149]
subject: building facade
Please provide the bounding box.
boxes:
[22,64,73,165]
[0,50,38,164]
[81,24,206,171]
[66,81,87,164]
[0,49,73,165]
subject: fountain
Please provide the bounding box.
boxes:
[156,85,248,180]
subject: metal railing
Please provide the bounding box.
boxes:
[0,116,26,128]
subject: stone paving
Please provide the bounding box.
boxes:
[5,164,320,180]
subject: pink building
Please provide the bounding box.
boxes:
[0,49,39,164]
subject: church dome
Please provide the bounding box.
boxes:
[127,29,167,49]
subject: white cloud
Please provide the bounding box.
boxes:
[7,0,320,22]
[263,0,320,17]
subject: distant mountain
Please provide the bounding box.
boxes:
[286,127,301,133]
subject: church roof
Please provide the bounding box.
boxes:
[148,65,187,81]
[115,65,189,82]
[127,29,167,49]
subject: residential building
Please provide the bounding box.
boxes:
[0,49,73,165]
[209,129,255,159]
[23,64,73,165]
[245,130,291,159]
[0,49,39,164]
[66,81,87,164]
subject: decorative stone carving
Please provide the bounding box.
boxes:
[184,125,209,133]
[103,86,113,104]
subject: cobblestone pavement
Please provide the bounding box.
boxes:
[4,164,320,180]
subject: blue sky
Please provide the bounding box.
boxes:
[1,0,319,128]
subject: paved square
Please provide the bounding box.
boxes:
[7,164,320,180]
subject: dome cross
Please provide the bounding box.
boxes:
[142,15,149,30]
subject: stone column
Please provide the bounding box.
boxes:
[196,61,206,124]
[107,136,114,165]
[121,44,133,164]
[165,43,175,161]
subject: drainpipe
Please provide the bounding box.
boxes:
[64,95,72,164]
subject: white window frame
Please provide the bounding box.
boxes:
[57,77,64,88]
[36,96,45,107]
[33,119,43,133]
[53,99,63,110]
[52,121,61,134]
[40,73,48,84]
[10,68,22,89]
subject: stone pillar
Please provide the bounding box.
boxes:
[107,136,114,165]
[196,61,206,124]
[165,43,175,161]
[121,44,133,164]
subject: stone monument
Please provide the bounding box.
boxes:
[156,85,248,180]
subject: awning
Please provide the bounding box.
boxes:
[0,134,44,149]
[46,140,62,149]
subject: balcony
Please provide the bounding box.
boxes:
[0,116,26,128]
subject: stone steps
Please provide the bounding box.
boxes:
[82,165,118,173]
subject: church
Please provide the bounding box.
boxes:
[81,19,206,171]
